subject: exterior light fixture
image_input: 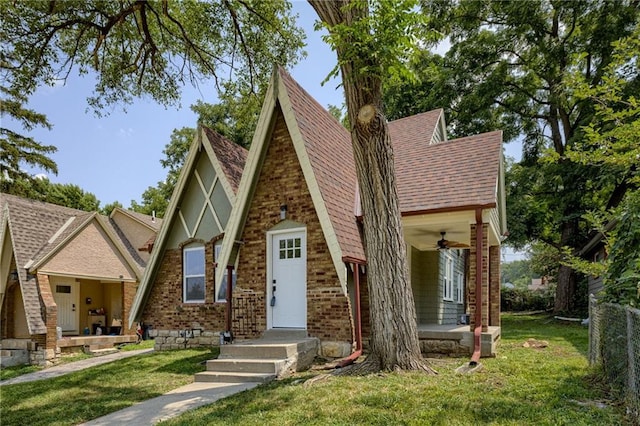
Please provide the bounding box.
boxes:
[280,204,287,220]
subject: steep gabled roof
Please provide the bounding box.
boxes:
[0,194,146,334]
[279,70,365,262]
[128,126,248,325]
[215,67,365,294]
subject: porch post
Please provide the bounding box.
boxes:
[489,246,501,327]
[469,222,489,333]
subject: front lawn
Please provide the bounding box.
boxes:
[0,346,216,426]
[162,314,626,425]
[0,315,627,425]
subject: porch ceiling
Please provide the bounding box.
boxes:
[403,209,502,251]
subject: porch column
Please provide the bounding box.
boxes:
[122,281,138,335]
[468,223,489,332]
[489,245,501,327]
[36,274,58,360]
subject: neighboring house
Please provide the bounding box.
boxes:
[579,221,616,298]
[131,68,507,358]
[0,194,160,366]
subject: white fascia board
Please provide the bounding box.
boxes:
[277,77,347,293]
[214,71,279,288]
[128,128,203,327]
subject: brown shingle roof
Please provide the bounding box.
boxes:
[279,69,365,261]
[1,194,91,333]
[393,130,503,213]
[203,127,248,194]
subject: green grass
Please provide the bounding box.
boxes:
[0,315,628,425]
[161,314,627,426]
[1,347,217,425]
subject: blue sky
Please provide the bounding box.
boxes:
[21,1,522,210]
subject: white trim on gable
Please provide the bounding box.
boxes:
[214,68,348,293]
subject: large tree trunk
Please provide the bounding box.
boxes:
[554,218,578,313]
[309,0,434,373]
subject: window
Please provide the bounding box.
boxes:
[215,244,237,302]
[454,272,464,304]
[279,237,302,259]
[443,252,453,301]
[183,245,205,303]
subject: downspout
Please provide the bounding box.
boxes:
[470,208,484,366]
[337,261,363,367]
[225,265,234,342]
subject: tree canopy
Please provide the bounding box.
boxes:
[385,0,640,313]
[0,0,304,192]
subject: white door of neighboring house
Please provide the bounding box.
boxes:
[54,282,79,333]
[269,230,306,328]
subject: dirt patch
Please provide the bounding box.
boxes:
[522,338,549,349]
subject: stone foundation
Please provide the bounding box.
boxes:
[150,329,220,351]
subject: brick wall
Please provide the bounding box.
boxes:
[140,243,227,336]
[468,224,489,332]
[234,108,353,343]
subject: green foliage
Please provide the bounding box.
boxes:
[501,259,535,289]
[1,0,304,199]
[501,287,554,312]
[399,0,640,312]
[3,176,100,212]
[100,200,123,216]
[603,192,640,306]
[1,0,305,112]
[0,86,58,185]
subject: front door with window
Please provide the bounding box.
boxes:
[54,282,79,333]
[270,230,306,328]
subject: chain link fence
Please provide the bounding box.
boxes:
[589,294,640,423]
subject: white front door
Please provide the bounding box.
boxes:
[270,230,306,328]
[54,282,79,333]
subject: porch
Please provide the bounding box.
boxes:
[417,324,501,357]
[57,334,138,353]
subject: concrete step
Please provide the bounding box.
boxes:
[194,371,275,384]
[205,358,285,374]
[219,338,318,360]
[220,342,297,359]
[261,328,308,340]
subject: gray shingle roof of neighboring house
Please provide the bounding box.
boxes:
[1,193,156,334]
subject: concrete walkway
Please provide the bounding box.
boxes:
[79,381,259,425]
[2,348,261,425]
[0,348,154,385]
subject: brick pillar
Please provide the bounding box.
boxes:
[36,274,58,360]
[122,281,138,335]
[489,245,501,327]
[468,224,489,332]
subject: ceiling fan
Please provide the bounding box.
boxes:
[436,232,469,250]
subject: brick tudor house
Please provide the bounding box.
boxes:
[130,68,507,359]
[1,194,160,366]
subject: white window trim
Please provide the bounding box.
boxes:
[183,245,205,303]
[455,271,464,304]
[443,252,454,302]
